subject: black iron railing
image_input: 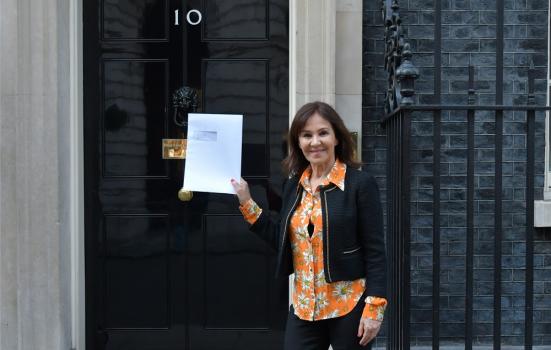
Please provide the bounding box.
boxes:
[380,1,551,349]
[382,66,551,350]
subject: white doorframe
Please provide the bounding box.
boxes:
[69,0,85,349]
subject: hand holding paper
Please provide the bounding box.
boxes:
[230,177,252,205]
[183,113,243,194]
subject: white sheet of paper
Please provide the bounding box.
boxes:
[183,113,242,194]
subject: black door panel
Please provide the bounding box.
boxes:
[102,0,168,40]
[85,1,288,349]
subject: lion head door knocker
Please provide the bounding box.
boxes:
[172,86,198,133]
[171,86,199,202]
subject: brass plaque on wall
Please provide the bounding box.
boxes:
[162,139,187,159]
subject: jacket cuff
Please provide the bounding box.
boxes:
[239,198,262,225]
[361,296,387,321]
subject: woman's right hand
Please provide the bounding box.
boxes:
[231,177,252,205]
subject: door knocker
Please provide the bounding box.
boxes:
[172,86,198,131]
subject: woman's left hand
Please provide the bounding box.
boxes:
[357,317,382,346]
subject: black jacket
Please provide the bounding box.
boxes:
[249,167,387,298]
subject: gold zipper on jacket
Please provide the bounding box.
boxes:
[342,246,361,254]
[322,185,337,282]
[281,189,302,249]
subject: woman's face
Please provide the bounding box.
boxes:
[298,113,339,168]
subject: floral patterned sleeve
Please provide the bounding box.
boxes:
[361,296,387,321]
[238,198,263,225]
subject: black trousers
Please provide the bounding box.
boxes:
[283,299,373,350]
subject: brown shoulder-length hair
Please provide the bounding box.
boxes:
[282,101,360,176]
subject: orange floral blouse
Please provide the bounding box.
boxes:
[239,160,387,322]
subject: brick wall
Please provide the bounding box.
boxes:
[363,0,550,347]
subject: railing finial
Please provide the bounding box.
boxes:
[382,0,419,113]
[468,65,476,105]
[395,43,419,106]
[527,60,535,105]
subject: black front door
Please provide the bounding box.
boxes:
[84,1,289,349]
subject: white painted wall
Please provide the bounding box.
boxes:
[290,0,363,158]
[0,0,73,349]
[335,0,363,159]
[290,0,336,117]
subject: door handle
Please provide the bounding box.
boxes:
[178,188,193,202]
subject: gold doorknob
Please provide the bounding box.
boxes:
[178,188,193,201]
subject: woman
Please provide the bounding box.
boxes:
[231,101,386,350]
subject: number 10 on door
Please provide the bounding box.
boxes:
[174,9,202,26]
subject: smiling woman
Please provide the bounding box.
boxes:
[284,102,360,177]
[232,101,387,350]
[297,113,339,191]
